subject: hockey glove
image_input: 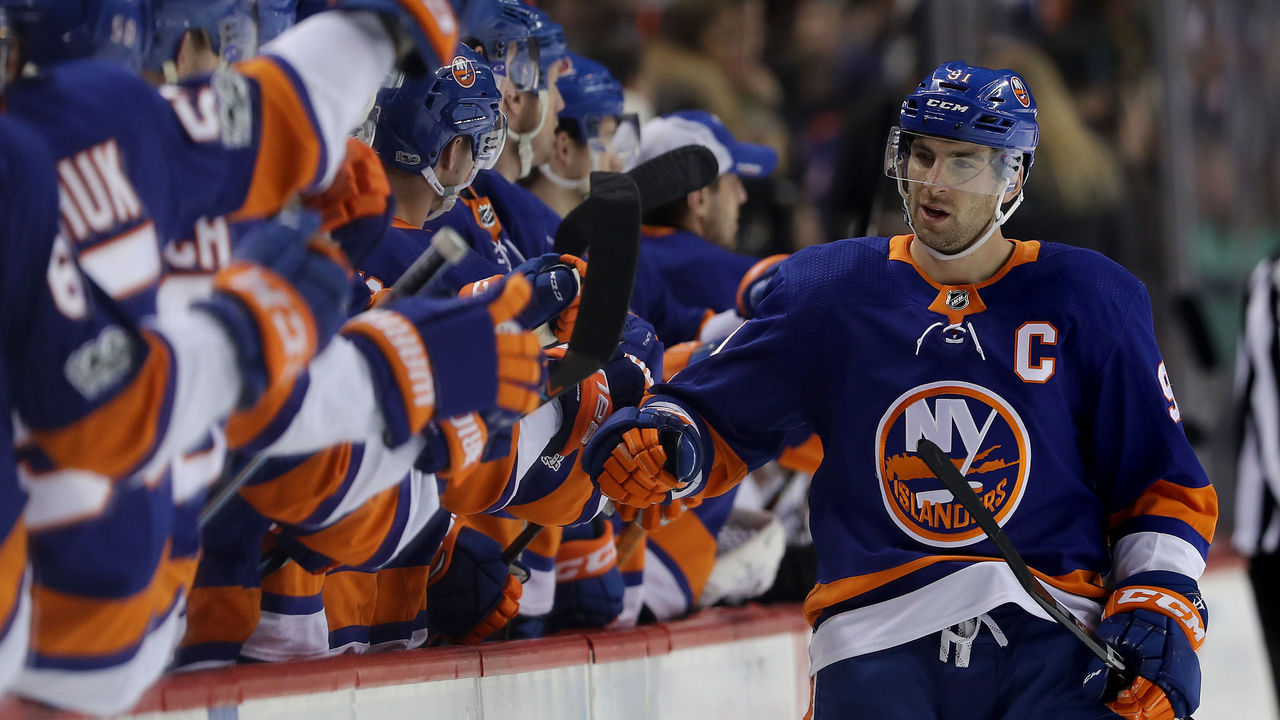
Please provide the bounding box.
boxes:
[341,272,545,446]
[199,212,353,412]
[426,522,523,644]
[581,406,703,509]
[544,314,659,458]
[460,253,586,339]
[336,0,459,77]
[1083,571,1206,720]
[305,138,394,267]
[548,519,625,631]
[736,254,787,319]
[416,413,489,479]
[618,494,702,531]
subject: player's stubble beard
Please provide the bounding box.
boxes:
[908,184,1000,257]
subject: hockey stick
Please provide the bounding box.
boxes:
[915,439,1192,718]
[501,171,643,576]
[199,228,470,530]
[553,146,718,257]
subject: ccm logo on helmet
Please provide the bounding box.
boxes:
[926,99,970,113]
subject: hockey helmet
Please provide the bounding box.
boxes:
[256,0,295,46]
[460,0,541,93]
[557,53,638,166]
[885,61,1038,196]
[1,0,153,71]
[372,42,506,198]
[527,4,571,85]
[145,0,258,76]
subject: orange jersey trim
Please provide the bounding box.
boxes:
[294,484,401,568]
[372,565,430,628]
[778,434,823,475]
[440,453,517,517]
[322,569,377,632]
[803,556,1106,626]
[230,57,323,221]
[641,225,679,237]
[504,464,598,528]
[27,331,169,479]
[238,444,354,525]
[1107,479,1218,545]
[704,423,750,498]
[887,234,1040,291]
[0,522,26,624]
[647,510,718,601]
[31,549,198,658]
[181,585,262,648]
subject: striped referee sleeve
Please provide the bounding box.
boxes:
[1234,255,1280,556]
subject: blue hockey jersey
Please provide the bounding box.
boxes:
[647,234,1217,675]
[640,226,757,312]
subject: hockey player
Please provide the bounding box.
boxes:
[523,53,639,217]
[584,62,1215,720]
[0,1,550,713]
[360,43,517,292]
[634,110,777,313]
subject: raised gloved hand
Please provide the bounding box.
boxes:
[426,521,523,644]
[544,314,659,459]
[198,211,353,412]
[341,273,545,446]
[1082,571,1206,720]
[548,518,625,631]
[460,253,586,338]
[736,254,787,319]
[305,138,394,267]
[581,406,703,509]
[337,0,460,76]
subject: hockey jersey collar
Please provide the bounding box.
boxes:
[888,234,1040,324]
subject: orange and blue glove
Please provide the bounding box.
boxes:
[305,138,394,267]
[199,211,353,412]
[581,406,703,509]
[1082,571,1206,720]
[426,521,523,644]
[548,518,625,631]
[736,254,787,319]
[341,273,544,446]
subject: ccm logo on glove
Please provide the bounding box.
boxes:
[1106,586,1206,649]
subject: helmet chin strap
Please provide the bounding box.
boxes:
[898,178,1025,263]
[423,163,475,221]
[506,89,550,180]
[537,163,590,194]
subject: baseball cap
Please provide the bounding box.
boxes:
[633,110,777,178]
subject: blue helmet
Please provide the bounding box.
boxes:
[372,43,506,198]
[1,0,153,71]
[556,53,638,166]
[459,0,541,92]
[145,0,257,76]
[256,0,295,46]
[899,61,1038,166]
[527,4,569,86]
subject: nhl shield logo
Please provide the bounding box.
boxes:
[451,56,476,88]
[946,289,969,311]
[875,381,1031,547]
[477,201,497,227]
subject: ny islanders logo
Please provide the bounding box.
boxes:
[451,56,477,88]
[1010,76,1031,107]
[875,381,1031,547]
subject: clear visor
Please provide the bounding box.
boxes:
[493,38,542,93]
[584,113,640,168]
[216,14,259,63]
[884,127,1023,196]
[474,111,509,170]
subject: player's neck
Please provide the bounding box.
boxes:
[494,146,522,183]
[527,174,585,218]
[909,231,1015,286]
[387,171,435,229]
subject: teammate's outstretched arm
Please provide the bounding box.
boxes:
[582,255,817,510]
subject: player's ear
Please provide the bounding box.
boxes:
[438,136,466,174]
[1002,164,1025,203]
